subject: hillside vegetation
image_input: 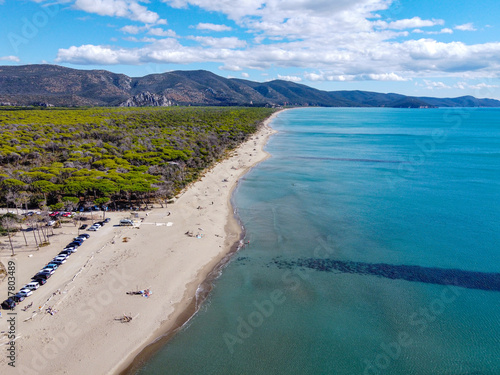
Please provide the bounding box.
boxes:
[2,65,500,108]
[0,106,276,211]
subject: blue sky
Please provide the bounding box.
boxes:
[1,0,500,99]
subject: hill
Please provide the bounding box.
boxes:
[1,64,499,108]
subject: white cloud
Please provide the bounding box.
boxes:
[277,74,302,82]
[241,72,249,78]
[74,0,163,24]
[52,0,500,82]
[163,0,390,39]
[120,25,146,34]
[469,82,499,89]
[366,73,409,81]
[56,36,500,81]
[455,81,499,90]
[439,28,453,34]
[148,28,177,37]
[414,28,453,35]
[196,23,232,32]
[455,23,476,31]
[120,25,177,37]
[219,65,242,71]
[305,71,409,82]
[0,56,20,62]
[56,44,143,64]
[188,36,247,49]
[124,36,157,43]
[423,79,450,89]
[376,16,444,30]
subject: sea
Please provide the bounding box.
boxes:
[135,108,500,375]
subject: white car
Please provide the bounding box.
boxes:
[23,282,40,290]
[87,225,99,231]
[63,246,77,253]
[46,220,56,226]
[52,256,67,264]
[18,289,33,297]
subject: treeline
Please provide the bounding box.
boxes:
[0,106,276,211]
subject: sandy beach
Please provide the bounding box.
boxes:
[0,111,280,375]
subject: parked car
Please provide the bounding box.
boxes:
[46,263,59,270]
[61,247,77,253]
[79,233,90,239]
[104,218,111,223]
[40,268,56,275]
[79,224,88,230]
[1,298,16,310]
[33,272,51,280]
[38,268,55,275]
[62,212,72,217]
[52,256,67,264]
[32,276,47,285]
[12,294,25,303]
[46,220,56,226]
[74,235,87,241]
[18,289,33,298]
[87,225,99,231]
[23,281,40,290]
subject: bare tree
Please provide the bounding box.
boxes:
[26,215,39,248]
[1,216,16,256]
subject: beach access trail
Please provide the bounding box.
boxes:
[0,111,280,375]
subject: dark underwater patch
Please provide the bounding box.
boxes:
[272,258,500,292]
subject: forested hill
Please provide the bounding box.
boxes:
[0,107,276,210]
[1,64,499,108]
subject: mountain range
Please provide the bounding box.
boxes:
[1,64,499,108]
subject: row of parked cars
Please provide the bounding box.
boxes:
[87,218,110,231]
[1,233,92,310]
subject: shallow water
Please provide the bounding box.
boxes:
[136,108,500,375]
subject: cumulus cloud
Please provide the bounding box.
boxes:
[277,74,302,82]
[376,16,444,30]
[74,0,163,23]
[413,28,453,35]
[455,81,499,90]
[241,72,249,78]
[56,36,500,81]
[196,23,232,32]
[124,36,157,43]
[455,23,476,31]
[0,55,20,62]
[163,0,390,38]
[305,71,409,82]
[187,36,247,49]
[423,79,450,89]
[50,0,500,82]
[148,28,177,37]
[120,25,146,34]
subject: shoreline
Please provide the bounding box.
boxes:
[0,109,282,375]
[115,110,281,375]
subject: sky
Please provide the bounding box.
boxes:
[1,0,500,99]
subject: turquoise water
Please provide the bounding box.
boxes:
[136,108,500,375]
